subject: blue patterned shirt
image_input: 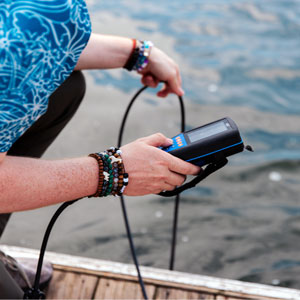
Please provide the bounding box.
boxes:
[0,0,91,152]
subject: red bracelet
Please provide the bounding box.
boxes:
[123,39,139,71]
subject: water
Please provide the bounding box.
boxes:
[2,0,300,290]
[88,0,300,165]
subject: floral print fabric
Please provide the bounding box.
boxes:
[0,0,91,152]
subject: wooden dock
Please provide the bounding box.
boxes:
[1,245,300,300]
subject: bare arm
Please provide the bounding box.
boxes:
[0,33,195,213]
[0,153,98,213]
[75,33,184,97]
[0,134,200,213]
[75,34,133,70]
[0,152,5,164]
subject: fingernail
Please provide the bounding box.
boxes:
[167,138,173,144]
[180,88,185,95]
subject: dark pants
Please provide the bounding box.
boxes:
[0,261,23,299]
[0,71,86,238]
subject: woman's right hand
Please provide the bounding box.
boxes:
[121,133,200,196]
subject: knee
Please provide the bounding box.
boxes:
[63,71,86,104]
[49,70,86,113]
[69,71,86,98]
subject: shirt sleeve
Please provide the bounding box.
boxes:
[0,0,91,152]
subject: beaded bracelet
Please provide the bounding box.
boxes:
[133,41,153,72]
[105,147,129,196]
[88,148,129,198]
[123,39,153,72]
[98,153,113,197]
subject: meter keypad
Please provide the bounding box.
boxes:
[163,133,187,152]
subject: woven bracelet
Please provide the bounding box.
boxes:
[88,153,104,198]
[88,148,128,197]
[123,39,139,71]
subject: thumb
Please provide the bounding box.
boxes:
[143,133,173,147]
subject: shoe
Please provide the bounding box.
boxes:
[0,250,53,290]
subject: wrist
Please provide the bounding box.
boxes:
[123,40,153,72]
[88,147,129,197]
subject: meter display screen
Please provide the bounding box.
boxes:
[187,121,229,143]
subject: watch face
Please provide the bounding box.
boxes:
[187,120,229,143]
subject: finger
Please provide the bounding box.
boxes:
[166,70,184,96]
[157,85,172,98]
[141,74,160,88]
[166,172,186,186]
[178,69,182,86]
[167,155,201,175]
[142,133,173,147]
[157,80,184,98]
[153,183,175,194]
[161,182,176,192]
[176,67,184,92]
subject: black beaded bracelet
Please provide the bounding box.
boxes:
[105,147,129,196]
[88,148,128,197]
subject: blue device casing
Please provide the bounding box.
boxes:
[162,117,244,166]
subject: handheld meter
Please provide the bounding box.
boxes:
[162,117,246,166]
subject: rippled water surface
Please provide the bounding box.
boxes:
[88,0,300,164]
[3,0,300,290]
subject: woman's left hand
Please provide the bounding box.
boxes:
[76,34,184,97]
[139,46,184,98]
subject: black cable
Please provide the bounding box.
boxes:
[117,85,186,295]
[169,94,185,271]
[118,85,148,147]
[117,86,229,277]
[169,194,180,271]
[117,86,150,299]
[24,199,79,299]
[23,84,166,300]
[24,84,227,300]
[119,195,148,300]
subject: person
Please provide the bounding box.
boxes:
[0,0,200,295]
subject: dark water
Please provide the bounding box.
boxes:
[3,0,300,291]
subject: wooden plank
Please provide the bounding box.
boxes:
[215,293,285,300]
[121,280,156,299]
[155,287,215,300]
[215,296,255,300]
[46,270,98,299]
[53,265,281,300]
[94,277,118,299]
[94,277,156,299]
[53,264,224,297]
[216,296,247,300]
[2,245,300,300]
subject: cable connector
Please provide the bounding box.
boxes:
[23,288,45,299]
